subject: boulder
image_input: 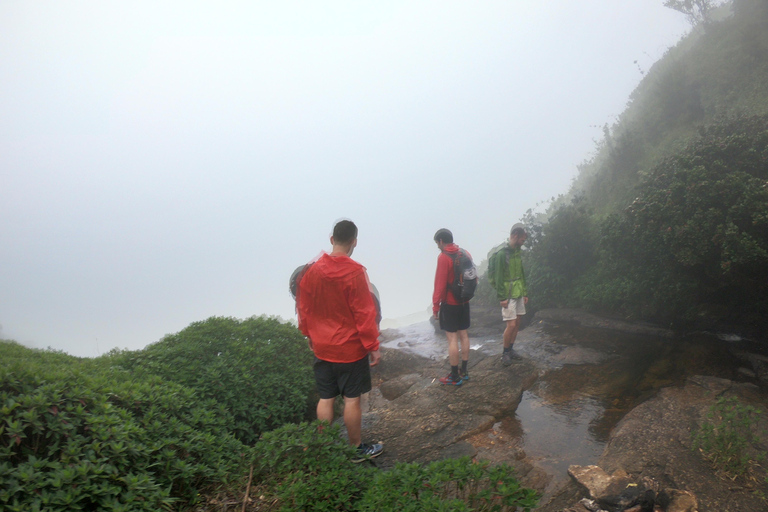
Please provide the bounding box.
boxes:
[568,465,651,512]
[363,345,538,466]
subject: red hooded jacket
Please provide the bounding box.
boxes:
[432,243,470,316]
[297,253,380,363]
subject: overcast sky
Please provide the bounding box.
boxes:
[1,1,691,357]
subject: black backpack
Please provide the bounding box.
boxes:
[446,249,477,302]
[289,263,311,301]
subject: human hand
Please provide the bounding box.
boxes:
[369,349,381,367]
[307,338,314,351]
[500,300,509,308]
[524,297,528,305]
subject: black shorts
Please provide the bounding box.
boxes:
[439,302,470,333]
[313,355,372,399]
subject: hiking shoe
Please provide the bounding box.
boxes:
[460,372,469,382]
[439,373,463,386]
[501,350,522,366]
[352,442,384,463]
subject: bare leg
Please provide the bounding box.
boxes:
[503,318,519,349]
[458,329,469,362]
[317,397,335,423]
[446,331,460,366]
[343,396,362,447]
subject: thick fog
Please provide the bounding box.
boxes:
[0,2,690,357]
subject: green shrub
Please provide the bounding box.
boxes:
[113,316,315,444]
[522,197,597,310]
[252,422,539,512]
[529,114,768,330]
[589,114,768,328]
[253,421,372,511]
[0,340,248,511]
[357,458,539,512]
[526,8,768,334]
[692,396,766,479]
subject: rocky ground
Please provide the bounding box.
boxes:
[362,307,768,512]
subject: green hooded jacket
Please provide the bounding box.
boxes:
[487,242,527,301]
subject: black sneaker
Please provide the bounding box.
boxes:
[352,442,384,463]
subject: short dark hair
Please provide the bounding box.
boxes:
[433,228,453,244]
[333,219,358,244]
[510,225,526,237]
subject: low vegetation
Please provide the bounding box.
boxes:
[692,396,767,480]
[0,338,247,511]
[1,316,539,511]
[252,421,539,512]
[111,316,315,445]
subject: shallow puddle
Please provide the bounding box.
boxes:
[507,320,757,490]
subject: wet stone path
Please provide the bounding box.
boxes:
[376,314,755,500]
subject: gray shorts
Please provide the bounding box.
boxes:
[501,297,526,321]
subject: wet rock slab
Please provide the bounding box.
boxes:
[535,308,673,338]
[365,346,538,466]
[540,375,768,512]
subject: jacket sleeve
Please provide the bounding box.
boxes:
[348,271,380,352]
[520,260,528,297]
[488,250,506,301]
[432,253,449,316]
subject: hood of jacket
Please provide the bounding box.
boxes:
[441,243,460,255]
[313,252,365,280]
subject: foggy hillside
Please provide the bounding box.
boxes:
[513,0,768,336]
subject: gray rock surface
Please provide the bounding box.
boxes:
[365,309,768,511]
[540,376,768,512]
[365,345,537,465]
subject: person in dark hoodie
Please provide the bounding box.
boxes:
[432,228,471,386]
[297,219,383,462]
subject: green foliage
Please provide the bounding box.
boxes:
[692,396,766,478]
[253,421,370,511]
[586,114,768,328]
[357,457,540,512]
[570,7,768,215]
[112,316,315,444]
[527,109,768,332]
[0,339,248,511]
[252,422,539,512]
[521,197,597,310]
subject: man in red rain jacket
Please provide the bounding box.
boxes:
[432,228,471,386]
[297,219,383,462]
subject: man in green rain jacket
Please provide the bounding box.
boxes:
[487,224,528,366]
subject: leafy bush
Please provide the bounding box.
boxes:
[531,8,768,335]
[251,422,539,512]
[0,340,248,511]
[522,197,597,310]
[253,421,370,511]
[356,457,540,512]
[527,113,768,332]
[692,396,766,479]
[113,316,315,444]
[587,114,768,329]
